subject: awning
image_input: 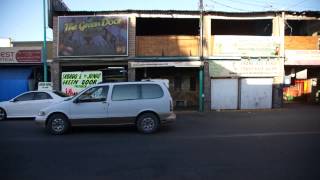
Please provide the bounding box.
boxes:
[129,61,202,68]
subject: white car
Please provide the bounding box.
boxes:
[0,91,69,121]
[35,81,176,135]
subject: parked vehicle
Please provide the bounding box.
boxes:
[0,91,69,121]
[35,81,176,135]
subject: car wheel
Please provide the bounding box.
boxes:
[136,113,159,134]
[0,108,6,121]
[46,114,69,135]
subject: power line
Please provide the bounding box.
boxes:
[285,0,311,9]
[223,0,270,8]
[207,0,248,11]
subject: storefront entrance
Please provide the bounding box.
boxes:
[136,67,199,110]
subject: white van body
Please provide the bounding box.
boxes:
[35,81,175,134]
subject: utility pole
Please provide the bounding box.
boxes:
[199,0,204,112]
[42,0,48,82]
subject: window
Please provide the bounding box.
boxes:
[112,84,140,101]
[141,84,163,99]
[15,93,34,101]
[78,86,108,103]
[34,92,52,100]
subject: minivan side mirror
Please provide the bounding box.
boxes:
[9,99,17,103]
[73,98,80,104]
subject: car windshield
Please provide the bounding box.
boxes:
[53,91,70,97]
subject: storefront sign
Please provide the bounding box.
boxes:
[0,47,41,63]
[212,35,280,56]
[209,58,284,77]
[61,71,102,96]
[58,16,128,57]
[38,82,53,91]
[285,50,320,65]
[130,61,202,68]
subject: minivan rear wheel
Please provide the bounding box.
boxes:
[137,113,159,134]
[46,114,69,135]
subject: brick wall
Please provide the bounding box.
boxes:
[285,36,319,50]
[136,35,199,56]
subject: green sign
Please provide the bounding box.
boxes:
[61,71,102,96]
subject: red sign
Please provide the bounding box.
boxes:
[16,50,41,62]
[0,47,42,63]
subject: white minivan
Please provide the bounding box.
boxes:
[35,81,176,135]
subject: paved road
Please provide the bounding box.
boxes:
[0,103,320,180]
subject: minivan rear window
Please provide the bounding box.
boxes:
[141,84,163,99]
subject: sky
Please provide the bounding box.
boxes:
[1,0,320,42]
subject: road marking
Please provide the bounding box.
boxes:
[185,131,320,139]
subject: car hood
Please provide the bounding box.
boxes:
[40,100,70,113]
[0,101,9,107]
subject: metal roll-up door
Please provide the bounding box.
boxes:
[240,78,273,109]
[211,79,238,110]
[0,67,32,101]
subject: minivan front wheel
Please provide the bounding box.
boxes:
[46,114,69,135]
[137,113,159,134]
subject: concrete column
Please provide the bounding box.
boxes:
[128,68,136,82]
[128,62,136,82]
[272,13,285,56]
[203,16,211,57]
[203,61,211,112]
[272,83,283,108]
[128,15,136,57]
[203,15,212,112]
[272,13,285,108]
[50,60,61,91]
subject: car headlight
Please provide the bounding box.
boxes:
[38,111,46,116]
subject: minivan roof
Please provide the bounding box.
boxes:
[97,81,163,86]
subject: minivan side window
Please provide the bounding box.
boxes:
[78,86,108,103]
[141,84,163,99]
[112,84,140,101]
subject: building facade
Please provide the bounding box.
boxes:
[48,8,320,110]
[0,41,53,101]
